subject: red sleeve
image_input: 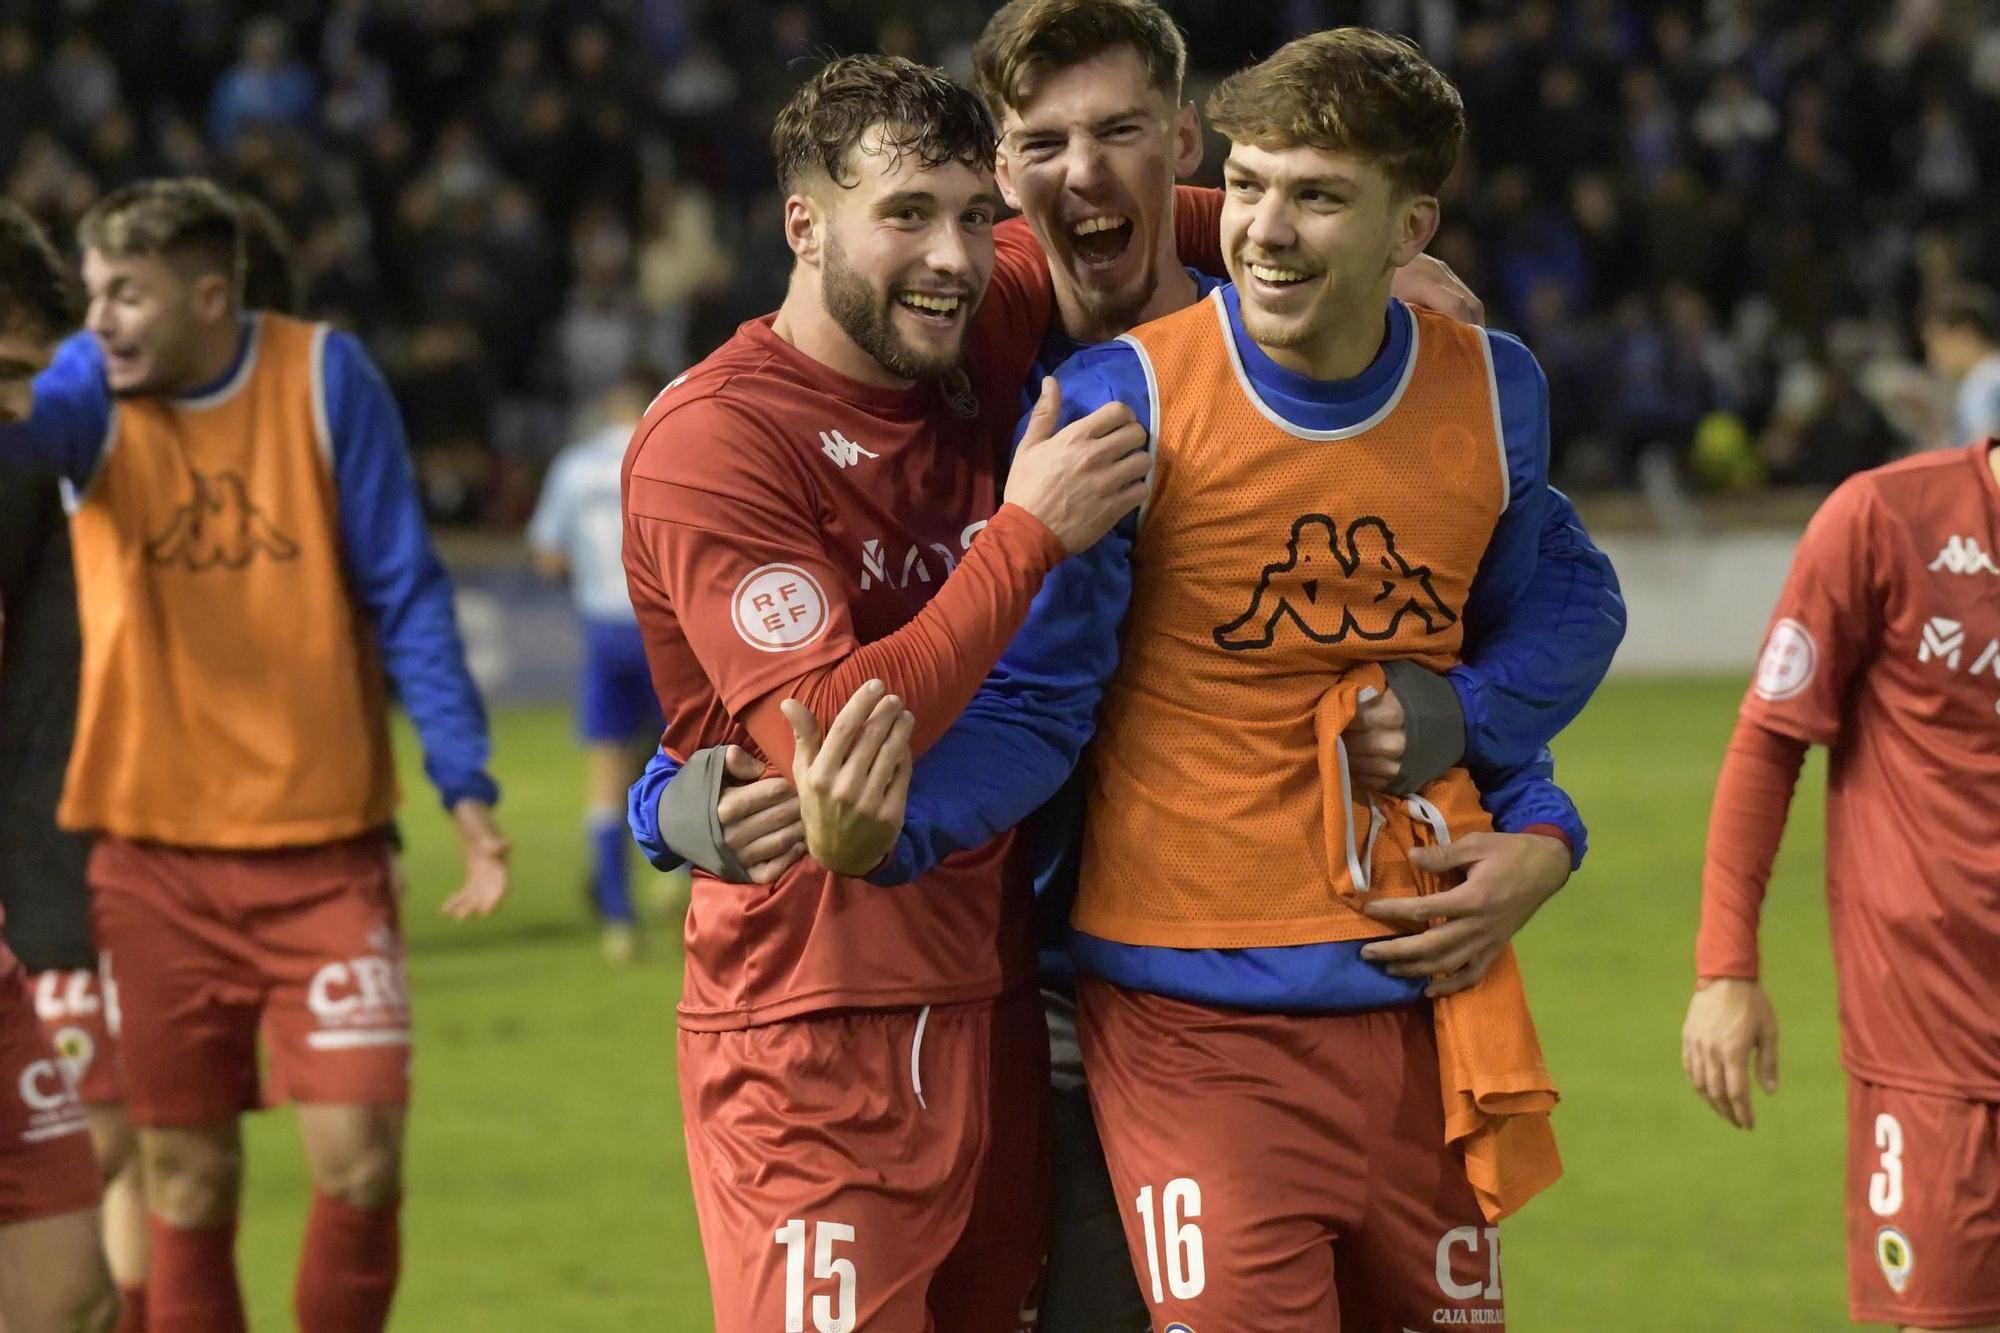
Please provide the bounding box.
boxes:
[980,218,1058,382]
[624,396,1065,780]
[1739,476,1882,747]
[1173,185,1225,280]
[1694,716,1811,979]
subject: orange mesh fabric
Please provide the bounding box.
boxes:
[62,315,398,847]
[1075,294,1505,948]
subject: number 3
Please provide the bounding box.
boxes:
[774,1219,856,1333]
[1135,1178,1206,1304]
[1868,1113,1904,1217]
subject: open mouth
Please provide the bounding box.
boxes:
[1070,213,1134,269]
[895,291,966,327]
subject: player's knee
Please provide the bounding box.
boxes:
[141,1133,241,1229]
[86,1112,136,1187]
[314,1140,403,1210]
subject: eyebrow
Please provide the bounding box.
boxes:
[1222,162,1360,193]
[874,188,1002,213]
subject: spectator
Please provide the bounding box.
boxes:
[209,18,316,156]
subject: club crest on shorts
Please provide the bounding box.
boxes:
[1875,1226,1913,1292]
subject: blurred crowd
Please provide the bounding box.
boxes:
[4,0,1998,519]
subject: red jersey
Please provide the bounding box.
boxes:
[1703,441,2000,1098]
[623,219,1066,1030]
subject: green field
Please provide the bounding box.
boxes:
[235,676,1846,1330]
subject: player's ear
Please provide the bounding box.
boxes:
[783,192,825,267]
[1388,193,1440,270]
[994,149,1022,213]
[1172,102,1203,179]
[190,269,234,323]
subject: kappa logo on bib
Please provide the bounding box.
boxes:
[731,563,829,652]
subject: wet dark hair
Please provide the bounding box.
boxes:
[772,54,998,195]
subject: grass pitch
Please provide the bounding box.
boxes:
[235,676,1845,1330]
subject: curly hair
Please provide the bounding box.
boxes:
[0,201,81,338]
[771,54,997,195]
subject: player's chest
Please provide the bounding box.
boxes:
[1139,430,1502,665]
[791,414,1004,635]
[1885,526,2000,731]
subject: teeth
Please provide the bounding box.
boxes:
[1072,215,1129,236]
[1249,262,1311,284]
[899,293,961,313]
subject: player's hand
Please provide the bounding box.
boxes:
[443,798,510,919]
[1681,977,1780,1130]
[1004,377,1151,554]
[1343,688,1407,793]
[781,681,915,876]
[1390,254,1484,325]
[715,745,805,884]
[1358,832,1568,996]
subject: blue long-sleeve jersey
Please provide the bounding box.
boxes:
[1,324,497,809]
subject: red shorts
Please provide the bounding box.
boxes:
[88,834,411,1127]
[0,972,100,1224]
[677,988,1049,1333]
[1079,979,1503,1333]
[1846,1077,2000,1326]
[29,968,123,1107]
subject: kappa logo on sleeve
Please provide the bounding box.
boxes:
[732,563,829,652]
[1753,618,1817,701]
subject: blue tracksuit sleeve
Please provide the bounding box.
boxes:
[1449,331,1626,769]
[0,333,113,485]
[867,342,1153,886]
[1475,745,1587,867]
[324,329,499,809]
[627,745,684,869]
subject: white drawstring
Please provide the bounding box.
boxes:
[910,1005,931,1110]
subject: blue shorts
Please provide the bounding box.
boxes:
[577,620,663,744]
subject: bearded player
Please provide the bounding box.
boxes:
[0,179,507,1333]
[1683,433,2000,1329]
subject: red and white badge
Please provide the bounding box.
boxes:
[732,564,829,652]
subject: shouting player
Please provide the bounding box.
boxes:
[1682,437,2000,1328]
[0,186,303,1333]
[807,28,1604,1330]
[0,199,122,1332]
[0,179,507,1333]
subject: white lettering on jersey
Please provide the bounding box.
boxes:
[732,564,830,652]
[1918,617,1965,669]
[1754,618,1817,701]
[1928,535,2000,576]
[858,526,986,592]
[819,430,879,469]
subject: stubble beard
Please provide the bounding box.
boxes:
[821,233,960,382]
